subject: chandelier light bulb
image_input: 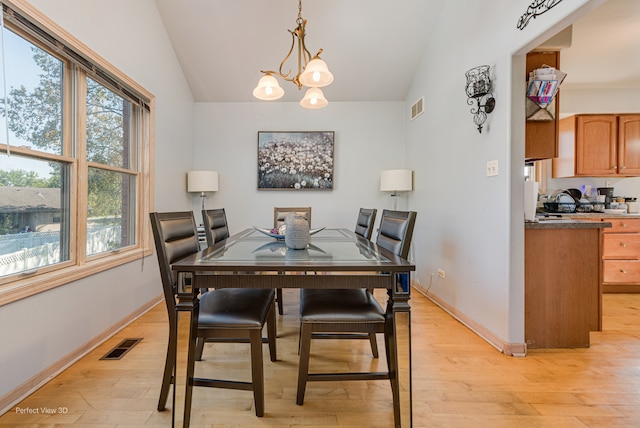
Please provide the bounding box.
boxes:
[253,74,284,100]
[300,87,328,109]
[299,57,333,88]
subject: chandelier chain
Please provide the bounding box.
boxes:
[297,0,303,25]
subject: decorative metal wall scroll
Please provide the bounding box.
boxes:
[517,0,565,30]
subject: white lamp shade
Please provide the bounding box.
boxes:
[380,169,413,192]
[187,171,219,193]
[253,74,284,100]
[299,58,334,88]
[299,87,328,109]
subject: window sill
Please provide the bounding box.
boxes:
[0,247,153,307]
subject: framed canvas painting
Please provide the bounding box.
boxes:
[257,131,334,190]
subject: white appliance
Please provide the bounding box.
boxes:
[524,181,539,221]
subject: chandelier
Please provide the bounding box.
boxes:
[252,0,333,109]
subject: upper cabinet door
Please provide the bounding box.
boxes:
[554,114,640,178]
[576,115,617,176]
[618,115,640,175]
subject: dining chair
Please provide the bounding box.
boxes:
[296,209,416,406]
[199,207,273,357]
[150,211,277,417]
[201,208,230,246]
[298,207,380,356]
[274,206,311,230]
[354,207,377,240]
[273,207,312,315]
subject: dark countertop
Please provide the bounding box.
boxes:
[537,212,640,219]
[525,219,612,229]
[562,212,640,219]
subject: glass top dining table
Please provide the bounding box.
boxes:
[171,228,415,427]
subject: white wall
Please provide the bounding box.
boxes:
[0,0,194,403]
[193,102,406,232]
[404,0,602,349]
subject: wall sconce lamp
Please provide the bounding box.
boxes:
[187,170,219,210]
[380,169,413,210]
[465,65,495,133]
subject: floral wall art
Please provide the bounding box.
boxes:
[257,131,334,190]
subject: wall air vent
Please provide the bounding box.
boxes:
[410,97,424,120]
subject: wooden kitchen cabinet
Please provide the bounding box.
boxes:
[618,115,640,175]
[553,114,640,177]
[602,217,640,292]
[525,51,559,160]
[525,224,603,348]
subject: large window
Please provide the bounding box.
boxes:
[0,1,153,304]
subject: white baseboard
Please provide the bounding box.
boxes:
[0,295,163,415]
[412,284,526,357]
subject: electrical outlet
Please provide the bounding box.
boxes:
[486,160,498,177]
[438,269,446,279]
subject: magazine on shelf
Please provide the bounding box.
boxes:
[526,65,566,106]
[526,79,558,105]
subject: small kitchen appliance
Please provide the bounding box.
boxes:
[597,187,614,208]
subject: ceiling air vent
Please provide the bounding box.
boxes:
[410,97,424,120]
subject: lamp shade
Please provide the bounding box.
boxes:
[187,171,219,193]
[299,57,334,88]
[380,169,413,192]
[299,87,328,109]
[253,74,285,100]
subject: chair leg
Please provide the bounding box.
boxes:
[266,302,277,362]
[157,327,176,411]
[296,322,313,405]
[276,288,284,315]
[368,326,379,358]
[249,329,265,417]
[195,337,205,361]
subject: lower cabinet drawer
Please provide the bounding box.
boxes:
[602,233,640,258]
[605,218,640,233]
[603,260,640,283]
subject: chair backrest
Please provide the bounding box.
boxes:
[375,210,417,259]
[274,207,311,229]
[149,211,201,320]
[202,208,230,246]
[354,208,377,240]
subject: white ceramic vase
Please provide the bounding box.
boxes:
[284,213,310,249]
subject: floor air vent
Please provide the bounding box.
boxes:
[410,97,424,120]
[100,338,142,360]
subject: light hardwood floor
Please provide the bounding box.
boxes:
[1,290,640,427]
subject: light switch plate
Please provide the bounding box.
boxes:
[486,160,498,177]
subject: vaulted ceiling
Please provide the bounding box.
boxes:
[154,0,640,103]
